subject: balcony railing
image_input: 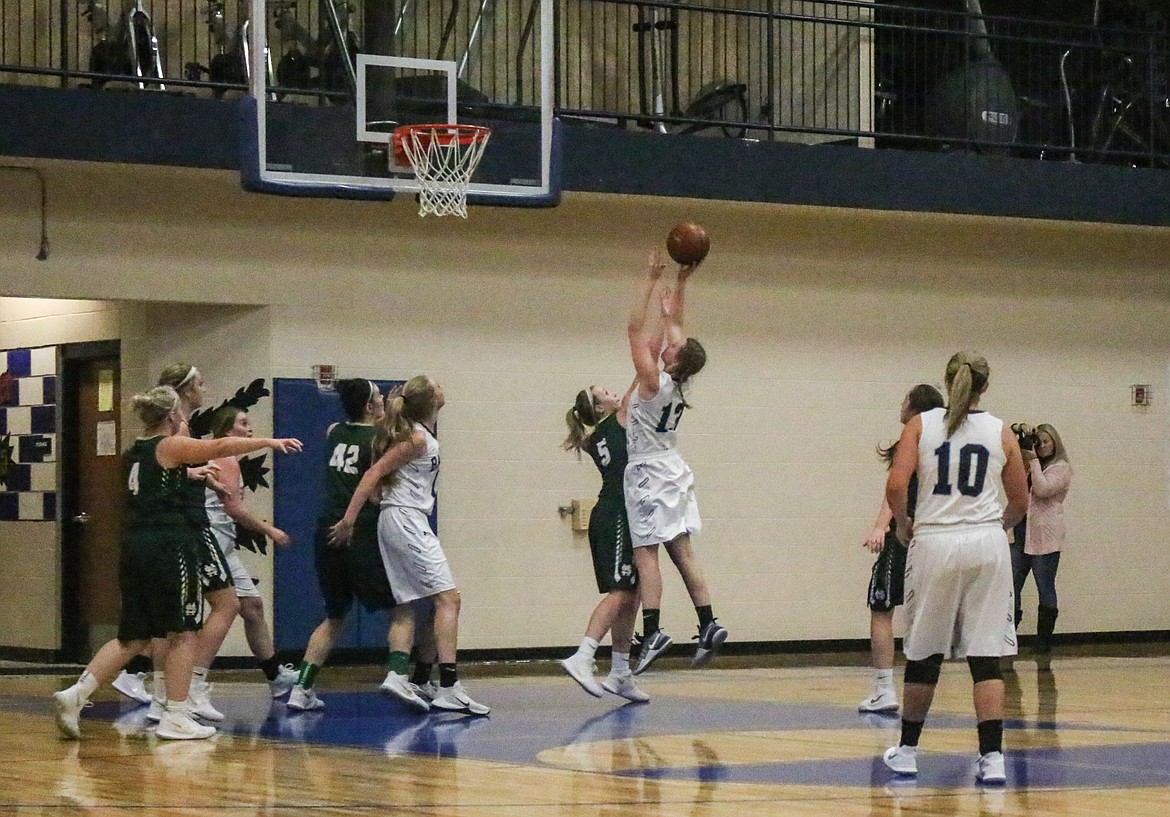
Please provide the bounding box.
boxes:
[3,1,1168,168]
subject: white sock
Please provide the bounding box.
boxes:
[576,637,600,660]
[165,699,188,713]
[874,669,895,691]
[192,666,209,681]
[153,670,166,698]
[610,651,631,677]
[75,671,99,700]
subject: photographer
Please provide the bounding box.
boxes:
[1010,423,1072,653]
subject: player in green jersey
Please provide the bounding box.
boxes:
[559,384,648,703]
[53,385,302,740]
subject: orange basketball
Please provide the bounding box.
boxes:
[666,222,710,265]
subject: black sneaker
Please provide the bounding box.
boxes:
[632,630,672,675]
[629,633,643,663]
[691,620,728,667]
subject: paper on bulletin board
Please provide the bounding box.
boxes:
[96,420,118,457]
[98,369,114,412]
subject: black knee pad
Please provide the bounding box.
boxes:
[904,654,943,685]
[967,656,1003,683]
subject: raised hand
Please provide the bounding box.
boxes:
[646,250,667,280]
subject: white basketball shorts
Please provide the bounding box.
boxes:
[902,524,1017,660]
[377,505,456,603]
[623,451,702,548]
[210,524,261,598]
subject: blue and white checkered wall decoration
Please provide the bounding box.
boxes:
[0,346,58,522]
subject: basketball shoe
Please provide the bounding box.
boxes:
[560,653,604,697]
[692,620,728,667]
[112,671,152,705]
[431,682,490,716]
[188,678,224,721]
[601,673,650,702]
[882,744,919,776]
[976,751,1006,784]
[157,707,216,741]
[633,630,672,675]
[52,687,89,739]
[287,686,325,711]
[859,688,900,713]
[269,664,299,699]
[380,671,431,712]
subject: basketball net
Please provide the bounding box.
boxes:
[392,125,491,218]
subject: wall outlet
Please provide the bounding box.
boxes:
[570,498,596,532]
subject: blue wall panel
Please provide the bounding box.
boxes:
[271,377,401,651]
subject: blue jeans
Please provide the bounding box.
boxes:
[1010,542,1061,612]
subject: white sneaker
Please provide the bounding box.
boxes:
[430,681,490,716]
[976,750,1007,784]
[560,653,604,697]
[112,671,152,705]
[601,673,650,702]
[52,688,87,739]
[380,671,431,712]
[268,665,299,699]
[157,708,217,740]
[287,686,325,711]
[859,688,900,713]
[882,744,919,776]
[188,679,225,722]
[416,681,438,701]
[146,696,166,723]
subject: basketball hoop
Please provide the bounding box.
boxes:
[391,124,491,218]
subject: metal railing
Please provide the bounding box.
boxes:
[2,1,1168,167]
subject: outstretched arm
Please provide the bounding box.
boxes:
[658,276,683,351]
[628,251,667,396]
[158,435,302,468]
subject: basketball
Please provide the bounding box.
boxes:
[666,222,710,265]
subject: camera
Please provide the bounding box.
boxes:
[1011,423,1039,451]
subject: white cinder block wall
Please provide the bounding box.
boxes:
[2,160,1169,655]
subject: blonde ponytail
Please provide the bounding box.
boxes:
[372,376,438,485]
[563,389,598,455]
[943,352,989,438]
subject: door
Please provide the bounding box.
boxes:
[61,348,123,660]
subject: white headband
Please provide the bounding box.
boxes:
[176,366,198,389]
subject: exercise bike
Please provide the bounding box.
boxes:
[272,0,360,103]
[185,1,282,99]
[632,3,748,138]
[79,1,165,90]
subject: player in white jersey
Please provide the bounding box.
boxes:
[331,375,488,716]
[204,407,299,698]
[881,352,1028,785]
[623,250,726,674]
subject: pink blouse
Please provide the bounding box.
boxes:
[1024,459,1072,556]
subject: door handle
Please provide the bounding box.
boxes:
[73,512,91,524]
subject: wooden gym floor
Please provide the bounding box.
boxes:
[2,648,1170,816]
